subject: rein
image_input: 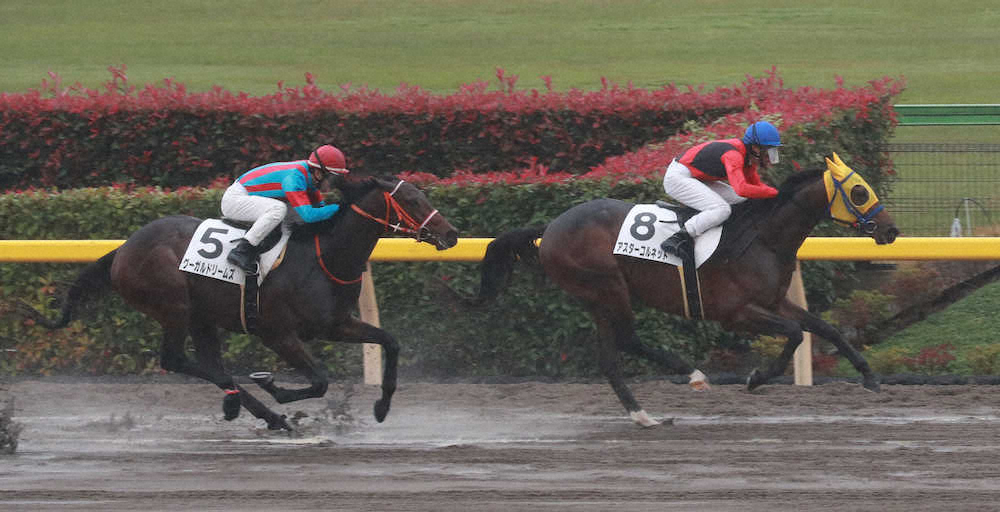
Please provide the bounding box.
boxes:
[349,180,440,238]
[314,179,438,285]
[314,234,362,285]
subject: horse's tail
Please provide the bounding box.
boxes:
[477,225,546,303]
[17,249,118,329]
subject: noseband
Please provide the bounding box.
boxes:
[350,180,441,243]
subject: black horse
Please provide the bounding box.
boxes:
[478,155,899,426]
[22,176,458,430]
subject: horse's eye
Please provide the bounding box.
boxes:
[850,184,870,206]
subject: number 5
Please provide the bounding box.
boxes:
[197,227,229,259]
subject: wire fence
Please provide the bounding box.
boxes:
[884,143,1000,237]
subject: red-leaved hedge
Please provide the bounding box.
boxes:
[402,74,904,199]
[0,70,906,377]
[1,66,805,190]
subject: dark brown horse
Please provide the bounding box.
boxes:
[22,176,458,430]
[478,155,898,427]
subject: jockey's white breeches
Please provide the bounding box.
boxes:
[662,159,747,237]
[220,182,287,246]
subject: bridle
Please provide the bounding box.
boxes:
[314,179,440,286]
[784,171,882,235]
[827,170,884,235]
[349,179,441,243]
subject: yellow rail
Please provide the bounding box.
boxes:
[0,237,998,263]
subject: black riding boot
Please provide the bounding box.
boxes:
[227,238,261,273]
[660,229,692,257]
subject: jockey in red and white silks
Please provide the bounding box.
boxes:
[660,121,782,256]
[221,145,349,272]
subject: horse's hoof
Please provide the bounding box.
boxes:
[689,369,711,392]
[690,380,711,392]
[862,376,882,393]
[629,410,661,428]
[746,369,765,391]
[249,371,274,386]
[374,400,390,423]
[267,414,292,431]
[222,392,241,421]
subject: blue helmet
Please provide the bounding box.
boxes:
[742,121,782,147]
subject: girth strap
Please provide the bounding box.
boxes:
[677,245,704,320]
[241,269,261,334]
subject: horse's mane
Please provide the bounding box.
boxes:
[716,168,824,254]
[289,175,396,241]
[731,168,824,220]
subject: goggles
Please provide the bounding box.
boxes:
[766,147,780,164]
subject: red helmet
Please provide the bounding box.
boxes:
[308,145,349,175]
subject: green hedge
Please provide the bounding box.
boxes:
[0,74,901,377]
[1,182,868,378]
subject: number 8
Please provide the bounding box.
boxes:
[630,212,657,241]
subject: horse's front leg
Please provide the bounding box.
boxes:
[777,298,880,392]
[325,317,399,423]
[169,324,292,431]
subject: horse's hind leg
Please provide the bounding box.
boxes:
[159,327,234,387]
[588,309,659,428]
[253,332,331,405]
[189,322,291,430]
[619,330,709,391]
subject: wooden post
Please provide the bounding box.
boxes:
[787,262,813,386]
[359,263,383,386]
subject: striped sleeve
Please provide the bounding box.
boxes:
[282,173,340,223]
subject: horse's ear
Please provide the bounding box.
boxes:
[373,176,395,189]
[826,152,853,179]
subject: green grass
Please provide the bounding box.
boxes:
[2,0,999,104]
[837,281,1000,375]
[883,281,1000,350]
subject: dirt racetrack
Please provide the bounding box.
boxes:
[3,376,1000,511]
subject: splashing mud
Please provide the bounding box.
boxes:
[3,377,1000,511]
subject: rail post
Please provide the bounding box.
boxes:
[358,263,383,385]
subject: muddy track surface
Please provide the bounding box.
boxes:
[2,377,1000,511]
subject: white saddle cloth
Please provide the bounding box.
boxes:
[612,204,722,268]
[178,219,291,285]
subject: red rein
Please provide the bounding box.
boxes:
[314,188,433,285]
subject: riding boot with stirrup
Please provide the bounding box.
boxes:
[661,228,692,258]
[227,238,261,274]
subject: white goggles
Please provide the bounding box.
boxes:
[766,147,780,164]
[308,161,349,175]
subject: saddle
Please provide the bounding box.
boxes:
[655,200,697,228]
[220,219,284,253]
[654,200,759,264]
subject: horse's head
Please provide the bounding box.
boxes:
[349,176,459,250]
[821,153,898,244]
